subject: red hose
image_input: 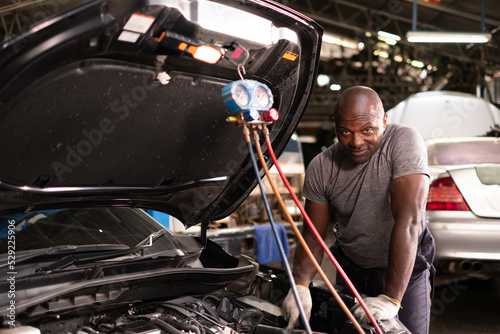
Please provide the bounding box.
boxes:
[252,127,365,334]
[264,130,383,334]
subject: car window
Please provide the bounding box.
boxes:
[0,207,183,253]
[427,140,500,165]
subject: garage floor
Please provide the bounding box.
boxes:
[429,276,500,333]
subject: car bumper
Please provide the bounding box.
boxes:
[426,211,500,276]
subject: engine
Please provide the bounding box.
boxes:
[11,291,287,334]
[2,269,409,334]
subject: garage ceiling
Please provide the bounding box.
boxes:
[274,0,500,136]
[1,0,500,138]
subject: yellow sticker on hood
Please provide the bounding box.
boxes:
[283,51,298,61]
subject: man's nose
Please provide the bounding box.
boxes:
[351,132,363,148]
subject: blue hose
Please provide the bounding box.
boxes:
[246,140,312,334]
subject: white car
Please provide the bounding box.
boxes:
[425,137,500,279]
[386,90,500,140]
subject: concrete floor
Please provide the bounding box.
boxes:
[429,276,500,333]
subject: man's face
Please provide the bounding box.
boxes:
[335,107,387,164]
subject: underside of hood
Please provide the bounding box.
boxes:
[0,0,322,228]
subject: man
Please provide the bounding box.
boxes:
[281,86,435,334]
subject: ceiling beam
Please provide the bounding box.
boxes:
[0,0,47,16]
[274,0,500,70]
[402,0,500,28]
[304,11,498,67]
[331,0,442,31]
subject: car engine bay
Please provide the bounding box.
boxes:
[28,293,283,334]
[5,263,409,334]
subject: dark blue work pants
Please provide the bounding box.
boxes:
[331,226,436,334]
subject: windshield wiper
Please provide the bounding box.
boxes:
[134,229,167,248]
[36,230,167,273]
[0,244,130,269]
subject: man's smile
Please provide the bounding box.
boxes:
[350,148,368,156]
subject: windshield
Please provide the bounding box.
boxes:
[0,207,184,254]
[427,140,500,166]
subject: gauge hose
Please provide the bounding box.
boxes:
[262,126,383,334]
[251,127,365,334]
[243,124,313,334]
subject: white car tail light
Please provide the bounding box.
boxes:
[427,177,470,211]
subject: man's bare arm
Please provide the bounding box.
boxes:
[384,173,429,301]
[293,199,331,286]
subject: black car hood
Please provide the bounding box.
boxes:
[0,0,322,228]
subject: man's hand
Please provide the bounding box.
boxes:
[351,294,400,323]
[281,285,312,331]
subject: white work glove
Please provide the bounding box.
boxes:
[281,285,312,331]
[351,294,401,323]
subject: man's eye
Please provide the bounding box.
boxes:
[364,128,373,133]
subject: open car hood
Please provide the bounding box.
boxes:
[0,0,322,228]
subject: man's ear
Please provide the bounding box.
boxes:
[383,113,388,128]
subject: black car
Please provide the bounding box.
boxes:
[0,1,406,333]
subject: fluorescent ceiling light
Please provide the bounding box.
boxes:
[378,31,401,41]
[329,84,341,91]
[322,34,359,49]
[377,31,401,46]
[316,74,330,87]
[378,50,389,59]
[382,38,398,46]
[377,31,400,46]
[411,60,425,68]
[406,31,491,43]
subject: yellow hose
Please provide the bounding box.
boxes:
[251,126,365,334]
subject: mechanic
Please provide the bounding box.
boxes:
[281,86,435,334]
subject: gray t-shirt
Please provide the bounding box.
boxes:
[302,123,429,269]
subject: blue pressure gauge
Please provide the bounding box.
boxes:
[222,80,274,113]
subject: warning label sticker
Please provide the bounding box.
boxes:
[282,51,299,61]
[123,13,155,34]
[118,31,141,43]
